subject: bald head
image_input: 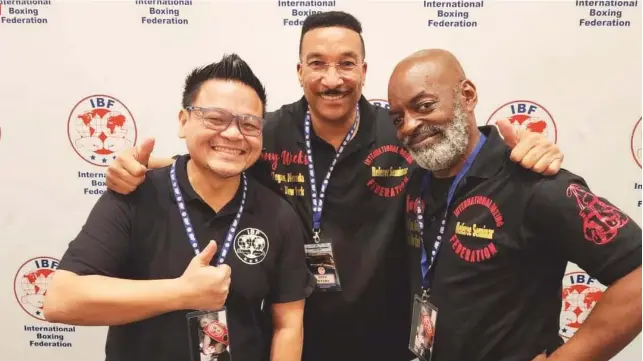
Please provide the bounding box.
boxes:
[387,49,479,173]
[390,49,466,94]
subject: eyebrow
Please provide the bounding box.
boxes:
[305,51,359,60]
[409,90,437,105]
[389,90,438,116]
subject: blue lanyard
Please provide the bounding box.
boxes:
[303,105,360,242]
[418,134,487,293]
[170,160,247,265]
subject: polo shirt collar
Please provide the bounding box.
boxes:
[411,125,507,182]
[169,154,255,216]
[464,125,507,180]
[293,95,377,148]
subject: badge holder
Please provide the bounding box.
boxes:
[409,293,438,361]
[304,230,342,291]
[187,309,232,361]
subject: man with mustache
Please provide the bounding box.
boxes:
[104,12,565,361]
[390,48,642,361]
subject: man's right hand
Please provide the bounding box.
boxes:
[106,137,156,195]
[178,240,232,311]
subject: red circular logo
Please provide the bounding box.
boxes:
[13,256,60,321]
[487,100,557,144]
[67,94,137,167]
[560,271,606,340]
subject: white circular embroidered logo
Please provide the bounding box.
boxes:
[234,228,269,265]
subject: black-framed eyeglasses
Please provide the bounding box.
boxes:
[186,106,264,137]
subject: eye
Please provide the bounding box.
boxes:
[205,117,227,125]
[391,115,403,128]
[339,61,356,69]
[418,102,435,112]
[242,123,260,131]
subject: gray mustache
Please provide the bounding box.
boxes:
[403,124,443,145]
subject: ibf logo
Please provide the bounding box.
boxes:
[67,94,137,167]
[13,257,59,321]
[487,100,557,144]
[631,117,641,168]
[559,271,606,340]
[368,98,390,110]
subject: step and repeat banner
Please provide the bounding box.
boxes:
[0,0,640,360]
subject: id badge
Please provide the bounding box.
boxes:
[304,238,342,291]
[186,309,232,361]
[409,294,438,361]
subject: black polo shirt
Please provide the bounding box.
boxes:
[260,96,415,361]
[56,154,316,361]
[405,126,642,361]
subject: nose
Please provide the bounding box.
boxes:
[400,114,423,137]
[219,119,244,140]
[320,66,344,88]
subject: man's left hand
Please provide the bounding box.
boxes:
[496,118,563,175]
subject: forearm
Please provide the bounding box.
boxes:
[549,266,642,361]
[148,156,174,169]
[44,272,187,326]
[270,325,303,361]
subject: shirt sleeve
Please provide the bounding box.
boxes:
[525,171,642,286]
[57,190,135,278]
[268,204,316,303]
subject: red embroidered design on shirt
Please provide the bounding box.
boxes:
[566,184,629,245]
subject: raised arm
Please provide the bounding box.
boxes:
[106,137,175,195]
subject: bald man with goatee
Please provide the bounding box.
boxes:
[390,49,642,361]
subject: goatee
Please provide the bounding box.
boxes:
[403,99,470,171]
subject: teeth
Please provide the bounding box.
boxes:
[212,146,242,155]
[321,93,346,100]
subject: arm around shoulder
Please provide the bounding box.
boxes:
[148,155,176,169]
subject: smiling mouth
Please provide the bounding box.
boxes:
[319,91,349,101]
[211,145,245,156]
[408,130,441,148]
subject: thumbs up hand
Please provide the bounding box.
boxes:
[496,119,563,175]
[134,137,156,169]
[106,137,156,195]
[178,241,232,311]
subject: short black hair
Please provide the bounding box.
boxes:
[181,53,267,114]
[299,11,365,60]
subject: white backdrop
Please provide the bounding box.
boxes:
[0,0,641,360]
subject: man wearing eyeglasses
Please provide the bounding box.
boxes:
[43,54,315,361]
[103,11,565,361]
